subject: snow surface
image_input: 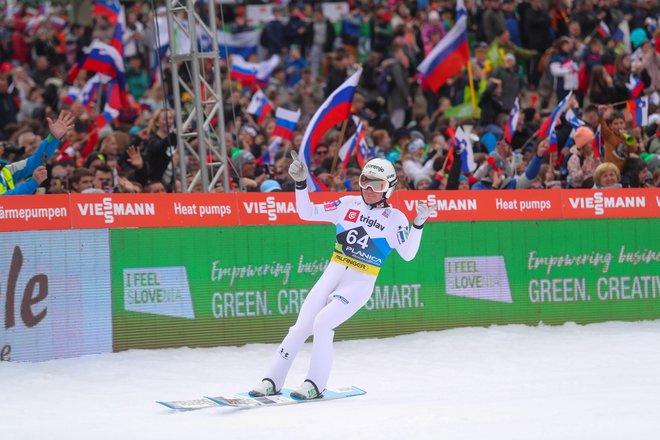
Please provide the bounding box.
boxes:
[3,321,660,440]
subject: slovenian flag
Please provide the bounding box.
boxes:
[247,89,273,124]
[454,126,476,173]
[217,29,260,60]
[355,128,374,168]
[256,55,281,87]
[95,80,121,128]
[299,68,363,191]
[593,124,603,159]
[261,137,283,166]
[61,86,81,105]
[150,14,170,86]
[597,21,610,39]
[80,73,109,109]
[626,75,644,99]
[338,118,365,170]
[563,108,586,147]
[546,91,573,153]
[93,0,121,25]
[417,0,469,92]
[68,40,127,106]
[628,95,648,128]
[564,108,586,147]
[230,55,259,86]
[504,97,520,143]
[50,16,67,30]
[110,5,125,56]
[272,107,300,141]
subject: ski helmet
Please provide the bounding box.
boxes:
[359,158,398,199]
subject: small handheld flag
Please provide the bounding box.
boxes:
[272,107,300,141]
[247,90,273,125]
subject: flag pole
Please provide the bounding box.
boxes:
[331,118,349,174]
[466,52,477,113]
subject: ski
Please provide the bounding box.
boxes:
[157,386,365,411]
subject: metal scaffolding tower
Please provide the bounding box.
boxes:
[164,0,230,192]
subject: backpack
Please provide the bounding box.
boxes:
[559,151,585,182]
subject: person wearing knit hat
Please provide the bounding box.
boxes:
[231,150,264,191]
[413,174,432,190]
[566,126,600,188]
[401,138,442,186]
[458,174,470,190]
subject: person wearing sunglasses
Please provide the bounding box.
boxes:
[250,152,435,400]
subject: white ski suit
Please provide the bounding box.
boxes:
[263,187,425,392]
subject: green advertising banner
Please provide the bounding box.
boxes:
[111,219,660,351]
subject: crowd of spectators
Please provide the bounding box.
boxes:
[0,0,659,195]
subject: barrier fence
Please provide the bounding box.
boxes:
[1,189,659,361]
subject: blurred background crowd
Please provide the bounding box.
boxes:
[0,0,659,195]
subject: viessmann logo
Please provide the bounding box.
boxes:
[404,194,478,218]
[568,192,646,216]
[77,198,156,224]
[243,196,296,221]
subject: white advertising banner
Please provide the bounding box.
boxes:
[444,256,513,303]
[0,230,112,362]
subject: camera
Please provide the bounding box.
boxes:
[0,142,25,156]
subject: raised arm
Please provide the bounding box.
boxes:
[395,201,435,261]
[290,151,342,223]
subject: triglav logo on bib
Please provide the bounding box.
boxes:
[344,209,360,222]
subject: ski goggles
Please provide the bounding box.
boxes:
[359,174,389,193]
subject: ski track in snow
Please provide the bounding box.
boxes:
[2,321,660,440]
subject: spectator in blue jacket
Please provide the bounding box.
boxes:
[0,111,73,195]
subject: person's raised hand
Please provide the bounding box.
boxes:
[47,111,75,140]
[126,145,144,170]
[413,200,437,227]
[288,151,308,182]
[537,139,550,157]
[32,166,48,184]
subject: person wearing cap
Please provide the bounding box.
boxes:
[470,41,489,82]
[413,174,432,190]
[491,52,523,112]
[260,179,282,193]
[0,110,73,195]
[231,150,263,191]
[566,126,600,188]
[422,10,446,54]
[401,137,442,185]
[249,152,434,401]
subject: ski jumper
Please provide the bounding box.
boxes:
[263,186,425,391]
